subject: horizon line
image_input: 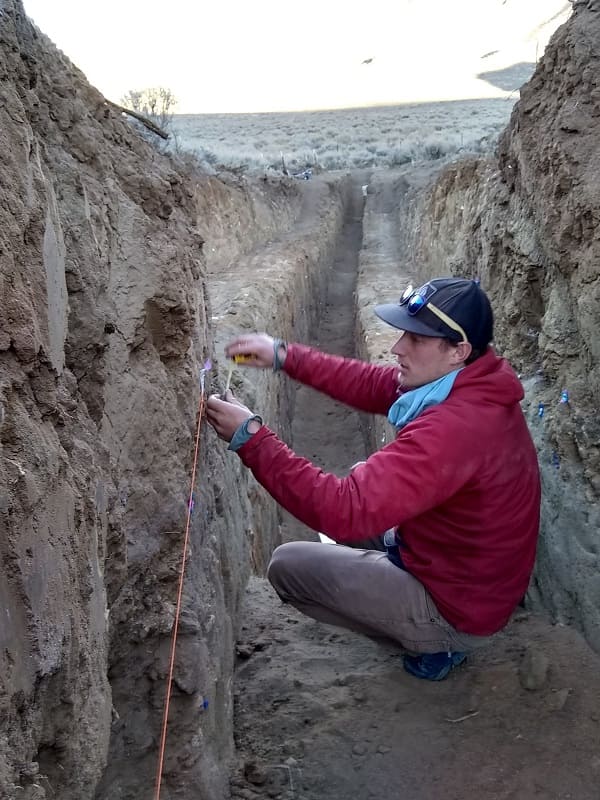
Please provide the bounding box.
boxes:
[171,95,517,117]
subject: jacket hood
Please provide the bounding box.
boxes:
[452,348,524,406]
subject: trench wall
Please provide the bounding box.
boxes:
[99,172,350,799]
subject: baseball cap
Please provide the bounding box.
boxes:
[374,277,494,351]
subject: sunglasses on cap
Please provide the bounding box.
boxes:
[399,283,468,344]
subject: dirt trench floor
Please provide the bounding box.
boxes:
[228,172,600,800]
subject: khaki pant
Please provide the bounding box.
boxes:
[267,540,492,654]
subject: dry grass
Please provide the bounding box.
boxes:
[170,98,516,174]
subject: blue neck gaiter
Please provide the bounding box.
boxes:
[388,369,462,430]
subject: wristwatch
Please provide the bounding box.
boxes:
[228,414,263,452]
[273,338,288,371]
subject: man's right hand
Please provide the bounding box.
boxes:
[225,333,285,369]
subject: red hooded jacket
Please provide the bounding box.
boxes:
[237,343,541,636]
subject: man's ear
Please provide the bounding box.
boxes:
[451,341,472,365]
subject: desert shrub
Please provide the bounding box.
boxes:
[170,99,513,175]
[121,87,177,131]
[389,147,413,166]
[318,150,350,170]
[120,86,178,150]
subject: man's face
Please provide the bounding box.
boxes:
[391,331,462,389]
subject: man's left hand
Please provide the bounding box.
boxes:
[206,390,255,442]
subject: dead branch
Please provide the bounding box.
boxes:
[106,99,169,140]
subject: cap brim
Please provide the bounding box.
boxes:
[374,303,442,337]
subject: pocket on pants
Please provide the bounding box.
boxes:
[423,592,492,652]
[423,592,459,643]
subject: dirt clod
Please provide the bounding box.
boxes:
[519,647,551,690]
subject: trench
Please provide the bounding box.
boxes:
[280,173,371,545]
[228,168,600,800]
[88,165,600,800]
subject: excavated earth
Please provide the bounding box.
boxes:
[1,1,600,799]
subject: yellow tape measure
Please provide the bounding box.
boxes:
[224,354,257,394]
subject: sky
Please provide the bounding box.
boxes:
[22,0,570,114]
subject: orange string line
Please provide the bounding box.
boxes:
[154,389,207,800]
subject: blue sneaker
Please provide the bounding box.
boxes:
[403,650,466,681]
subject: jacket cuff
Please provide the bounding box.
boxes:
[280,342,305,377]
